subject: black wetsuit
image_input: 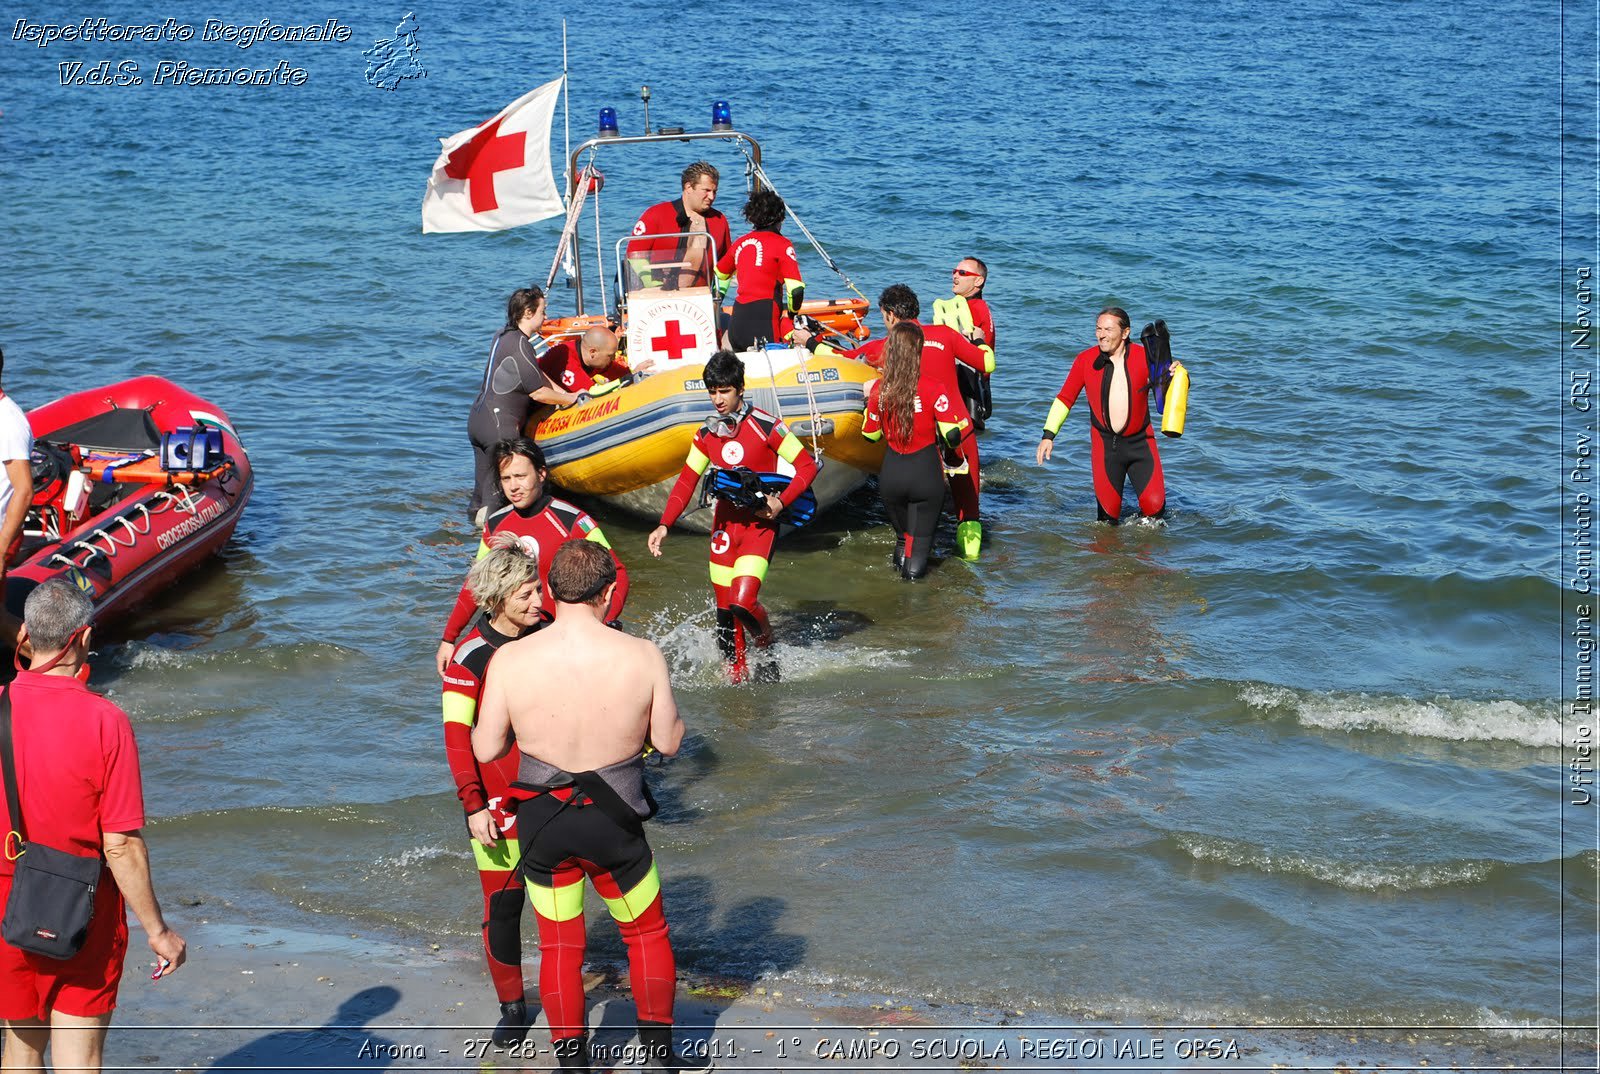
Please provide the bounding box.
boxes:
[466,327,551,517]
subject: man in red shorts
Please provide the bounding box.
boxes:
[0,578,187,1073]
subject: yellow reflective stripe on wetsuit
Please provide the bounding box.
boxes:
[599,861,661,923]
[782,278,804,312]
[472,539,491,562]
[442,691,477,728]
[775,430,807,465]
[473,834,521,872]
[583,527,613,550]
[709,555,770,586]
[979,342,996,374]
[1043,398,1071,437]
[684,444,711,476]
[527,871,587,922]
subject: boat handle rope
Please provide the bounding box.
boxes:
[738,147,867,304]
[43,490,203,570]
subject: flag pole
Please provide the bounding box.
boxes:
[561,20,571,199]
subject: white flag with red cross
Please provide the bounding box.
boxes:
[421,78,564,234]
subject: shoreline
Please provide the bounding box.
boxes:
[103,919,1578,1072]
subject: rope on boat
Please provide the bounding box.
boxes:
[544,154,596,293]
[42,485,209,571]
[737,145,867,304]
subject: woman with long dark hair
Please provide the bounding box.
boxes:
[862,322,970,579]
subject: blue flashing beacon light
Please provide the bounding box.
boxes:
[598,107,619,138]
[711,100,732,131]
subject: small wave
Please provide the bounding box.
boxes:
[1174,833,1498,891]
[1240,684,1559,748]
[643,607,910,687]
[123,640,356,672]
[374,845,454,870]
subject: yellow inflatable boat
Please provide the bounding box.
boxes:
[531,347,883,532]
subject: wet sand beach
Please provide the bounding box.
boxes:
[106,920,1574,1073]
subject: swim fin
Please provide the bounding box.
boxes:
[956,519,983,561]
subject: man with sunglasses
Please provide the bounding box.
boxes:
[932,259,996,429]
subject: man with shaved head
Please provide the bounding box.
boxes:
[537,327,636,396]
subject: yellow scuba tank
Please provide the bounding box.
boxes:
[1161,362,1189,437]
[931,295,974,335]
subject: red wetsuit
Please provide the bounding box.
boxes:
[536,342,631,393]
[816,323,984,522]
[659,404,818,677]
[864,374,969,578]
[968,297,995,348]
[443,495,628,642]
[625,198,733,291]
[442,620,535,1004]
[716,230,802,350]
[1043,342,1167,521]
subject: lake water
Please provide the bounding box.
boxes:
[0,0,1585,1052]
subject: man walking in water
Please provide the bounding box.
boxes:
[473,541,708,1073]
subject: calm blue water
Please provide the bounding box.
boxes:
[0,0,1580,1045]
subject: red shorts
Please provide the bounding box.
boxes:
[0,877,128,1020]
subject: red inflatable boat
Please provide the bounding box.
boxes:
[4,376,253,624]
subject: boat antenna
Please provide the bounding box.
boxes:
[738,144,867,304]
[640,85,651,134]
[561,21,571,185]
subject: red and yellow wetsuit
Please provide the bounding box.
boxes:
[443,495,628,643]
[658,404,818,678]
[863,372,970,578]
[1042,342,1167,521]
[715,229,803,351]
[441,620,534,1005]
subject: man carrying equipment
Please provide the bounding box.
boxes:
[472,541,709,1073]
[646,351,817,683]
[1035,306,1167,523]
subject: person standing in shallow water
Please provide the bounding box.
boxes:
[440,542,544,1049]
[473,540,710,1074]
[647,351,817,684]
[466,288,580,523]
[1035,306,1167,523]
[862,322,971,579]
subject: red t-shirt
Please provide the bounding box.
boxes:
[537,342,631,393]
[0,672,144,876]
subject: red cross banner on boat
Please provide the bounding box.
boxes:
[628,291,721,370]
[420,77,564,233]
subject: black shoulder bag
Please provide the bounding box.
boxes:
[0,688,101,959]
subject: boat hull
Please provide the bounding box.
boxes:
[530,350,883,532]
[5,376,253,624]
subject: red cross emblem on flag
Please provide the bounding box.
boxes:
[441,118,527,213]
